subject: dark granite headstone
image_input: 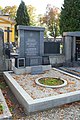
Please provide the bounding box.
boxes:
[17,26,45,66]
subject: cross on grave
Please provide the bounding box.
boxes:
[4,27,12,48]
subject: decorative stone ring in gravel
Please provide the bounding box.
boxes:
[35,77,67,88]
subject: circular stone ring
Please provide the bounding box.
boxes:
[35,77,67,88]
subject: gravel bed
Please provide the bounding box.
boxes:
[18,102,80,120]
[11,69,80,99]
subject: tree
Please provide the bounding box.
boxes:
[0,6,3,11]
[27,5,36,26]
[16,0,30,26]
[3,5,17,19]
[0,6,3,14]
[60,0,80,34]
[39,4,60,37]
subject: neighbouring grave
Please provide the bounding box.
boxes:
[63,31,80,62]
[0,29,6,72]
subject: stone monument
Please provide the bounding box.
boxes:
[63,31,80,62]
[17,25,45,66]
[0,29,5,71]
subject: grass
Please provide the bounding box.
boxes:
[0,81,7,90]
[0,104,3,114]
[39,77,64,86]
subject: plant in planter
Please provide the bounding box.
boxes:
[0,103,3,114]
[39,77,64,86]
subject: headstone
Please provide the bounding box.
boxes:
[17,26,45,66]
[63,32,77,62]
[0,29,5,71]
[44,42,60,54]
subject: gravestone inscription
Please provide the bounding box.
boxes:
[24,31,39,57]
[25,38,38,56]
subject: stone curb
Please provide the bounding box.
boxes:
[3,70,80,114]
[0,89,12,120]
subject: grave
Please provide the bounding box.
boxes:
[17,26,45,66]
[3,68,80,114]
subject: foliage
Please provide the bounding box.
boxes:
[3,5,17,19]
[27,5,37,26]
[60,0,80,34]
[0,6,3,11]
[0,104,3,114]
[39,4,60,37]
[0,81,7,90]
[15,0,30,26]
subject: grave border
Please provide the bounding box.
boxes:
[3,69,80,114]
[0,89,12,119]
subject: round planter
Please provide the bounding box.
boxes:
[35,77,67,88]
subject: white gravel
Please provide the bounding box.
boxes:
[11,69,80,99]
[17,101,80,120]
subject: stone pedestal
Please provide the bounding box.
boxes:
[26,56,42,66]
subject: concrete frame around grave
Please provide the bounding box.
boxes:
[3,69,80,115]
[17,25,45,66]
[63,32,80,62]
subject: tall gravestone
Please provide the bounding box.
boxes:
[0,29,5,71]
[63,32,80,62]
[17,25,45,66]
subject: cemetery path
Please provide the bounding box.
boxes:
[0,76,80,119]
